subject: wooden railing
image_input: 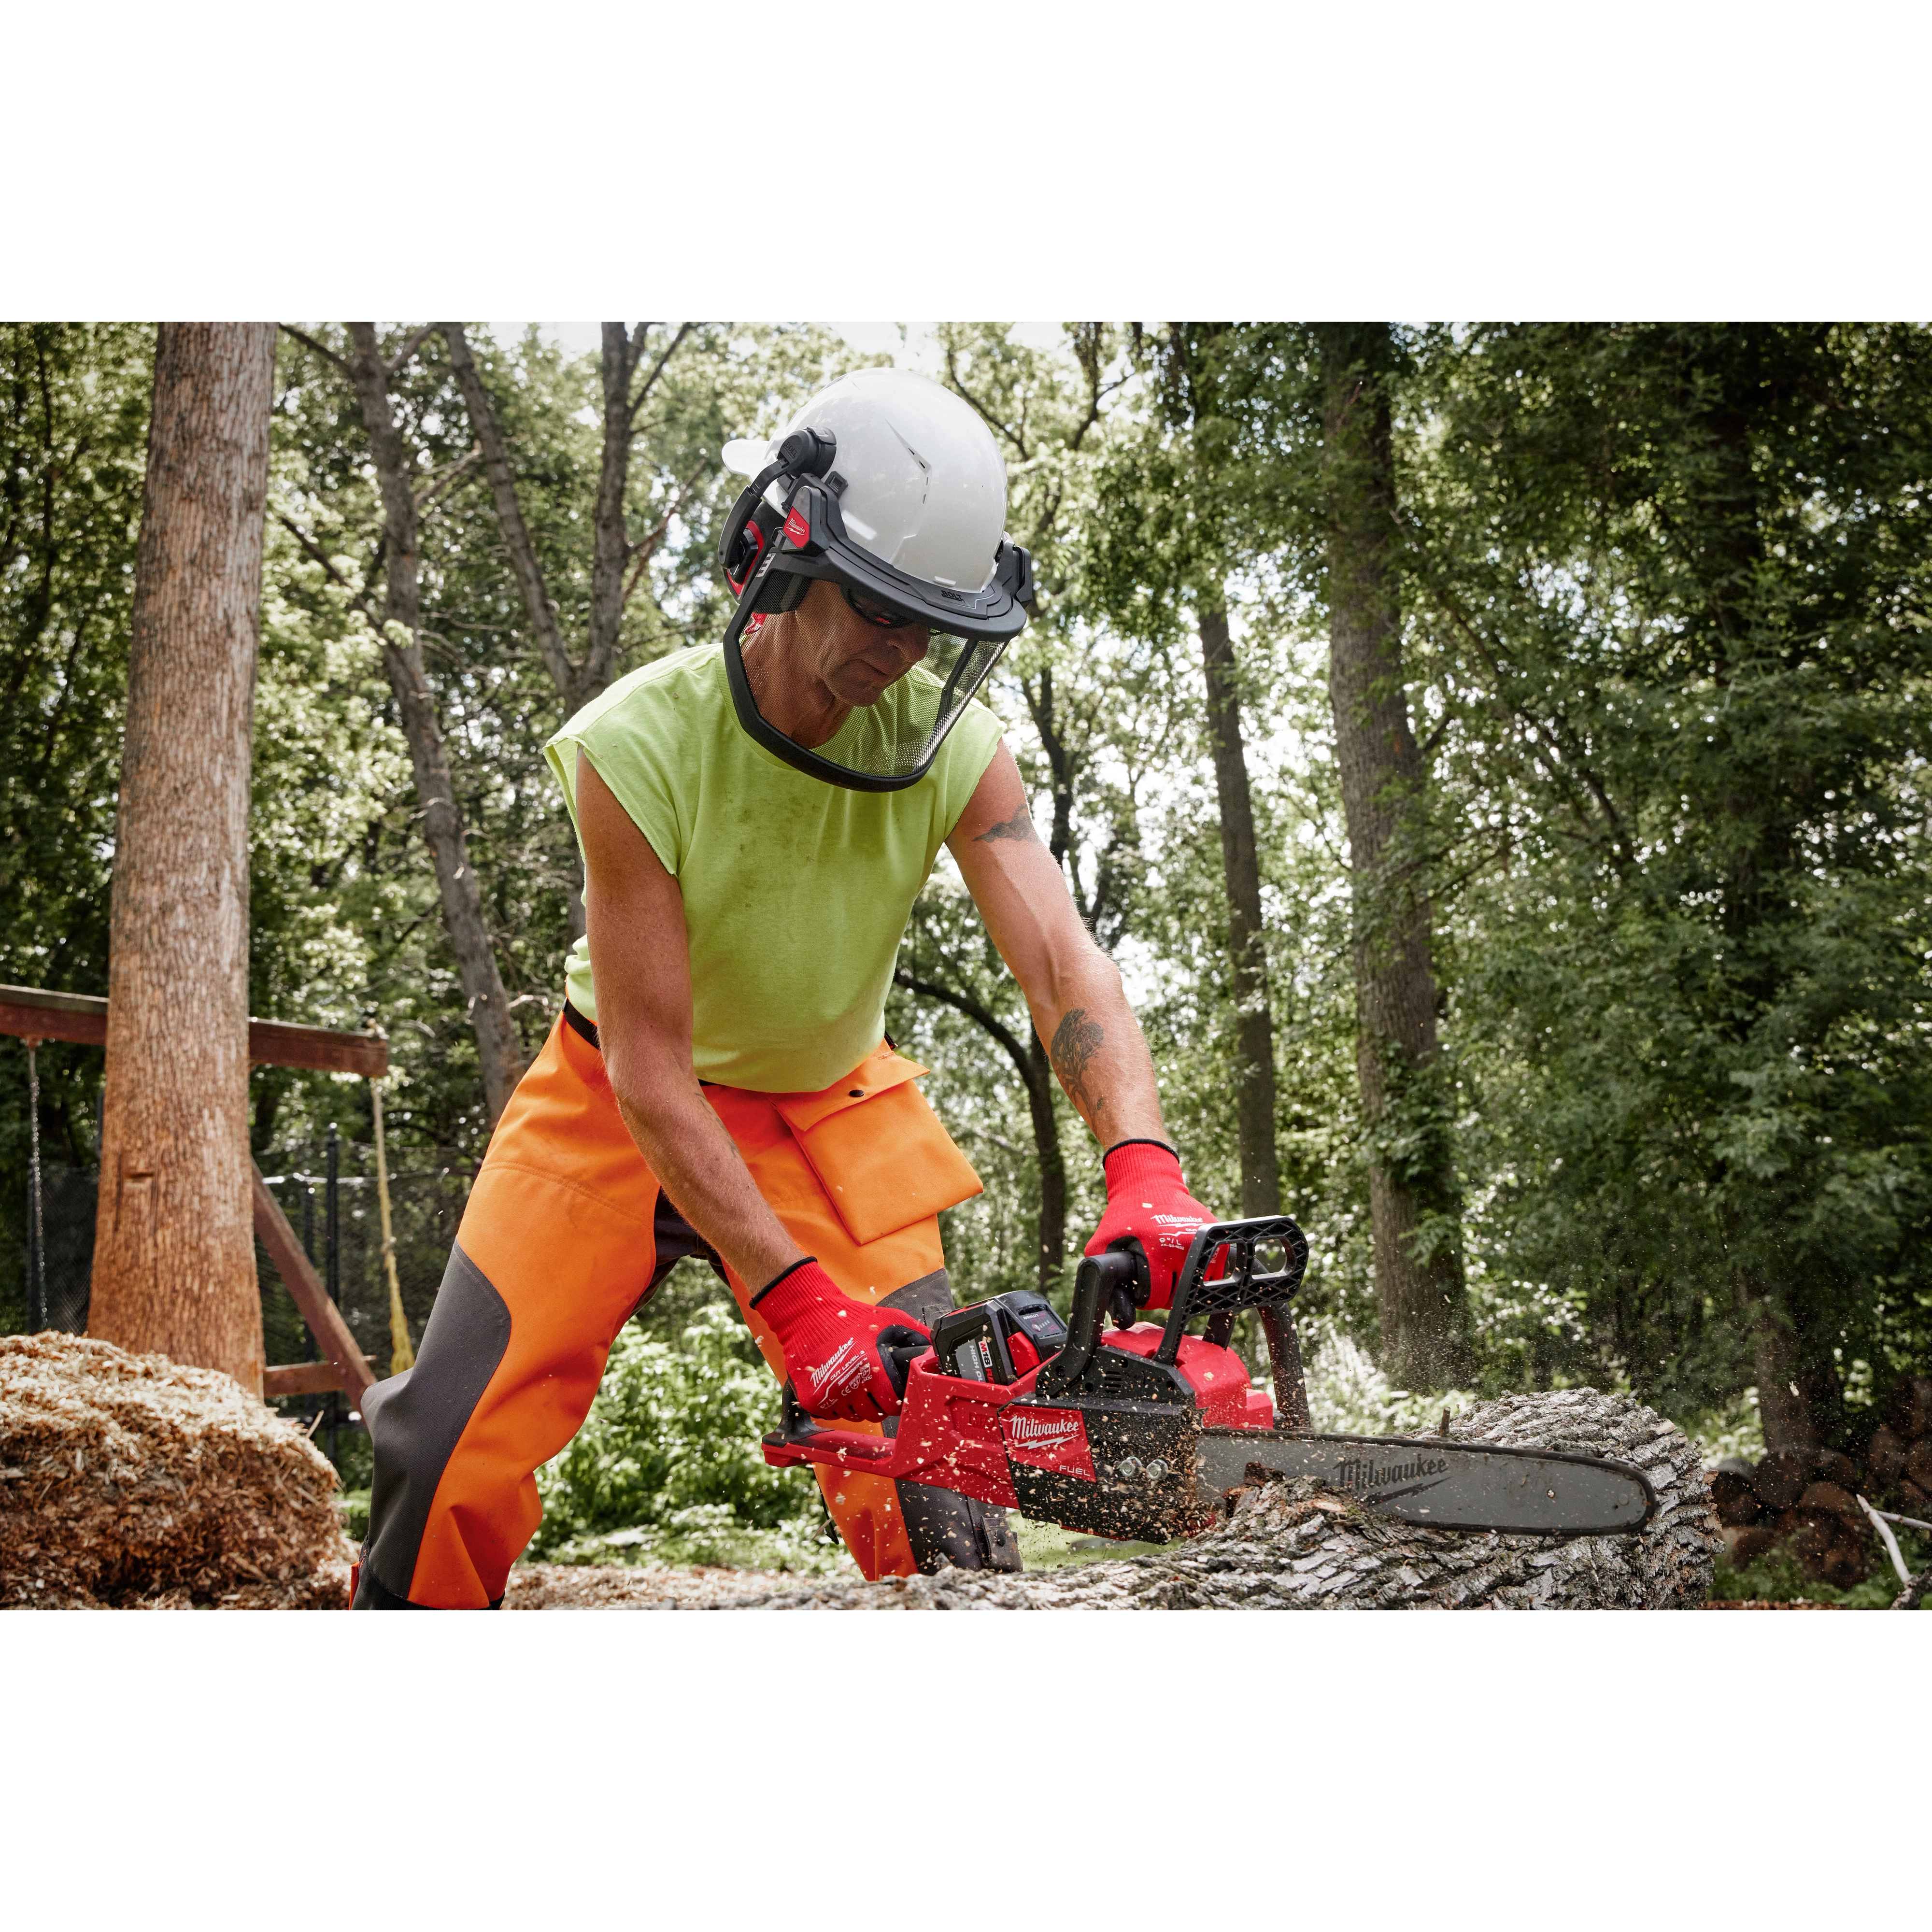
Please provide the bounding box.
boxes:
[4,982,386,1403]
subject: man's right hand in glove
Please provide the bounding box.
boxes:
[752,1258,930,1422]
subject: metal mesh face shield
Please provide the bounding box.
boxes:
[716,442,1034,794]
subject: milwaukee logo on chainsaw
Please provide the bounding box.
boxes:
[1008,1411,1081,1448]
[1001,1406,1095,1481]
[1333,1452,1451,1499]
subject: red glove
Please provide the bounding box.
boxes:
[752,1259,931,1422]
[1084,1140,1221,1311]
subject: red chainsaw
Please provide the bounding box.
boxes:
[762,1216,1656,1542]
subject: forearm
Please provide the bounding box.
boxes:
[605,1044,801,1292]
[1026,944,1168,1151]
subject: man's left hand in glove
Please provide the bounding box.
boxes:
[1083,1138,1222,1311]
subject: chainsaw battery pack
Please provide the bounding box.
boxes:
[931,1290,1068,1385]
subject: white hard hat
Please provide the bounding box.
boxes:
[714,369,1035,794]
[764,369,1007,589]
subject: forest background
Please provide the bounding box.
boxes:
[4,319,1928,1572]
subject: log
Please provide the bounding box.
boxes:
[1889,1375,1932,1441]
[1796,1481,1861,1523]
[1724,1524,1778,1566]
[504,1388,1720,1611]
[1804,1447,1859,1491]
[1753,1450,1808,1512]
[1711,1468,1763,1526]
[1904,1439,1932,1493]
[1867,1423,1908,1485]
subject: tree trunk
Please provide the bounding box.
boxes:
[440,320,675,946]
[1738,1270,1822,1452]
[585,323,636,717]
[439,322,575,699]
[345,325,525,1125]
[1025,1030,1068,1289]
[88,323,275,1390]
[506,1389,1718,1609]
[1317,323,1470,1390]
[1197,592,1279,1216]
[895,967,1066,1294]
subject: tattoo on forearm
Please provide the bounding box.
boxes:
[973,803,1040,845]
[1049,1007,1106,1125]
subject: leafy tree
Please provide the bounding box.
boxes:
[1417,322,1932,1444]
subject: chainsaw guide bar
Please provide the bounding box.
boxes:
[1192,1428,1657,1536]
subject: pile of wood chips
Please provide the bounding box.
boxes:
[0,1333,353,1609]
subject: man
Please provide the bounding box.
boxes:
[353,368,1222,1606]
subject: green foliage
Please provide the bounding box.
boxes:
[1415,323,1932,1432]
[1710,1531,1927,1608]
[1301,1316,1477,1436]
[0,325,155,1322]
[529,1282,846,1573]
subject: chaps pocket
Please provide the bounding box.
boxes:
[776,1068,982,1247]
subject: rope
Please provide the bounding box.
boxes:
[369,1078,415,1375]
[25,1037,45,1332]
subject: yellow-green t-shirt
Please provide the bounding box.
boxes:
[544,643,1003,1093]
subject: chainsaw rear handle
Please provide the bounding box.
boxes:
[1056,1250,1140,1390]
[881,1335,928,1397]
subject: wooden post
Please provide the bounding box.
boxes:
[251,1164,376,1408]
[370,1080,414,1376]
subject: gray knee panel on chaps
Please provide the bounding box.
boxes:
[354,1242,512,1607]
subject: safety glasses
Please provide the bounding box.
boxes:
[840,581,926,631]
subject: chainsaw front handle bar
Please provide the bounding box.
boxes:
[1154,1216,1312,1430]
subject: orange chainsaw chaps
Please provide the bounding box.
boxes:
[384,1017,958,1605]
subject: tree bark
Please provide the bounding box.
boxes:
[88,323,276,1390]
[1197,592,1279,1216]
[1317,324,1470,1389]
[344,325,525,1125]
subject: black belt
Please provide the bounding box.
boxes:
[565,1002,720,1088]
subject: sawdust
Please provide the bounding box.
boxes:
[0,1333,354,1609]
